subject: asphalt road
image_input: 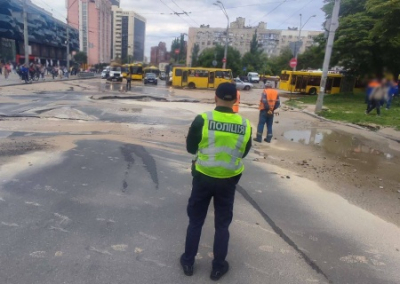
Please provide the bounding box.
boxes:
[0,140,327,284]
[1,86,400,283]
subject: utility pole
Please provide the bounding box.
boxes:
[66,18,70,77]
[315,0,341,113]
[23,0,29,65]
[214,1,229,69]
[293,14,302,71]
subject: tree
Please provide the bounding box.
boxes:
[241,30,266,74]
[74,51,87,65]
[191,44,200,67]
[269,47,293,75]
[322,0,400,77]
[196,45,242,76]
[297,34,326,70]
[170,34,187,64]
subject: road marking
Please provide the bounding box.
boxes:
[88,246,112,255]
[259,245,274,252]
[0,197,5,202]
[30,251,46,258]
[1,222,19,227]
[54,213,71,225]
[139,232,157,240]
[339,255,368,264]
[134,247,143,254]
[49,226,69,233]
[25,201,41,206]
[111,244,128,251]
[55,251,63,257]
[244,262,270,275]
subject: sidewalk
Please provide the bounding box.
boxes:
[0,72,98,87]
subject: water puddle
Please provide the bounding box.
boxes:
[283,128,398,174]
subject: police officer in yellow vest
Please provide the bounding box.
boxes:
[180,83,252,281]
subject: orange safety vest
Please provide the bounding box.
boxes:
[233,91,240,113]
[259,89,279,111]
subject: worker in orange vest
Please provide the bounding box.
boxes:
[254,83,280,143]
[232,90,240,113]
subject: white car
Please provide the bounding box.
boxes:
[108,66,122,82]
[247,72,260,83]
[101,69,109,79]
[234,78,253,90]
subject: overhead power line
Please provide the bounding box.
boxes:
[276,0,316,28]
[248,0,289,26]
[170,0,200,26]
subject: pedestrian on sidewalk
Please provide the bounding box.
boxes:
[386,80,398,109]
[180,83,252,281]
[366,78,388,116]
[253,82,280,143]
[4,62,11,79]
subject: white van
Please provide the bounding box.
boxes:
[247,72,260,83]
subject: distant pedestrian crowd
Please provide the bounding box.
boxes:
[365,77,399,116]
[0,59,80,84]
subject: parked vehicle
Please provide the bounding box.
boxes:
[159,71,166,80]
[247,72,260,83]
[101,69,109,79]
[144,73,158,85]
[234,78,253,90]
[106,66,122,82]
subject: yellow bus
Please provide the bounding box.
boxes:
[126,63,144,80]
[280,70,343,95]
[172,67,233,89]
[143,66,160,77]
[122,64,129,78]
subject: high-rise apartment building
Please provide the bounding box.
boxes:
[66,0,112,65]
[150,42,170,66]
[111,6,146,62]
[187,17,323,65]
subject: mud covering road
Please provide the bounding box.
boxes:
[0,79,400,283]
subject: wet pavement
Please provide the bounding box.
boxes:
[283,128,400,181]
[0,140,330,284]
[1,81,400,283]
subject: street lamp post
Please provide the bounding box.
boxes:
[214,1,229,69]
[293,14,316,71]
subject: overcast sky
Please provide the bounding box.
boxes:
[31,0,326,59]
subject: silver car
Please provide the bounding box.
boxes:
[234,78,253,90]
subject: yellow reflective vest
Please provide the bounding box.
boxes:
[195,110,251,178]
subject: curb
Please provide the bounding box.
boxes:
[0,76,100,88]
[91,93,200,103]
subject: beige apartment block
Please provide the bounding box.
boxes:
[186,17,323,66]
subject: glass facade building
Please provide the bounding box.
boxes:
[134,17,145,62]
[0,0,79,64]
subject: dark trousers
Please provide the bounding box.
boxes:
[256,110,274,142]
[367,99,381,115]
[182,172,241,270]
[126,80,131,90]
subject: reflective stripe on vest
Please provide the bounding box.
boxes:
[196,111,250,176]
